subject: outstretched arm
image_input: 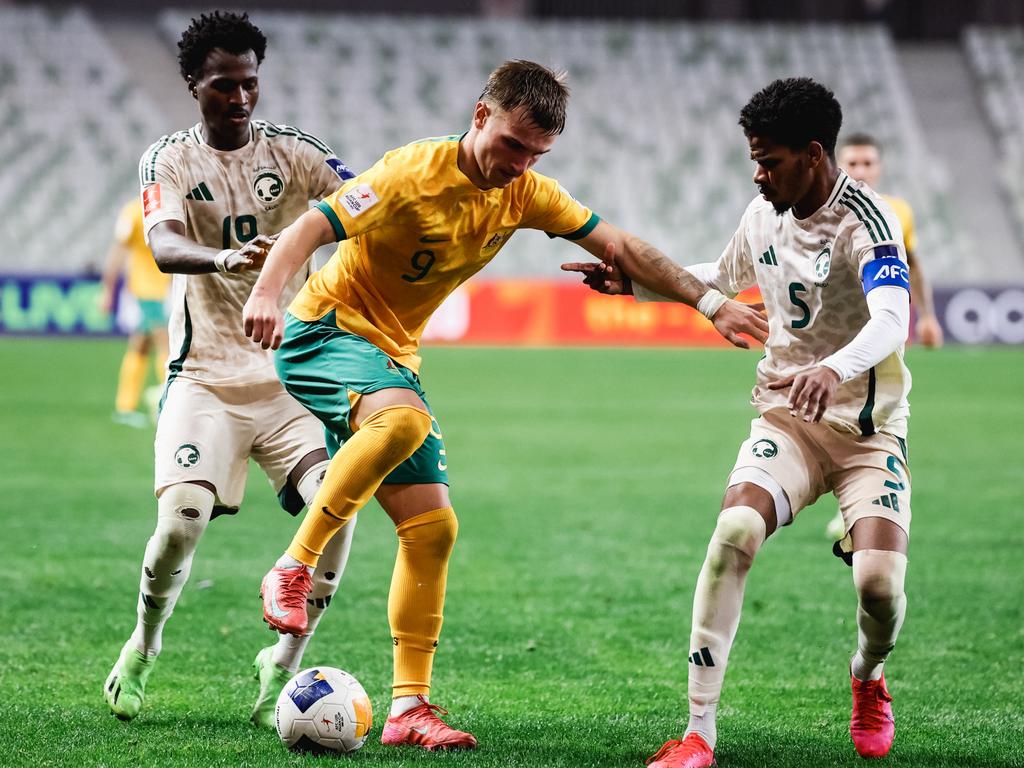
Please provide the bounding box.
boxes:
[906,249,943,348]
[148,220,277,275]
[243,208,335,350]
[569,220,768,348]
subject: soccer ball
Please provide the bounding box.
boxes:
[275,667,373,754]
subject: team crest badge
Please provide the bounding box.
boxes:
[751,439,778,459]
[253,170,284,205]
[175,443,200,468]
[482,231,511,253]
[814,247,832,282]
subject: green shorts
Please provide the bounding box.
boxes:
[275,311,448,485]
[137,299,166,333]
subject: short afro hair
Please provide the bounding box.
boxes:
[739,78,843,157]
[177,11,267,81]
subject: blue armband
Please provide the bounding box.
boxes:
[862,255,910,295]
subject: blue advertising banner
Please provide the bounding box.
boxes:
[0,274,116,335]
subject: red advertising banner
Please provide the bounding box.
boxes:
[422,280,764,347]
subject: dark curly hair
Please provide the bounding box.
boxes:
[739,78,843,157]
[177,11,267,81]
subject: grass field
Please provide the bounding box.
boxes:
[1,339,1022,768]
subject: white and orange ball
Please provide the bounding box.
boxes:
[275,667,373,754]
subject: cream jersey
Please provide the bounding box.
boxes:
[648,172,912,437]
[139,120,354,386]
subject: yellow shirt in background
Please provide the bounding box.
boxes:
[291,135,598,372]
[116,199,170,300]
[883,195,917,254]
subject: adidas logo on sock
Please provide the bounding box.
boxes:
[689,646,715,667]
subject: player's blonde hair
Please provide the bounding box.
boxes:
[479,60,569,135]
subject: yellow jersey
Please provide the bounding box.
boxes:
[882,195,916,254]
[115,199,169,301]
[291,135,598,372]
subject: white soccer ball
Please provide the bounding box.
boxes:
[275,666,373,754]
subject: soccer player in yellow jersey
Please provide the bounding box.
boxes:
[838,133,943,348]
[99,198,170,427]
[243,60,768,751]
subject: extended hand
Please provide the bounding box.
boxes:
[225,234,279,273]
[242,291,284,350]
[916,314,944,348]
[560,243,632,295]
[712,299,768,349]
[768,365,841,423]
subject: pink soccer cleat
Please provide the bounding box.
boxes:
[380,696,477,751]
[850,672,895,758]
[259,565,312,636]
[646,733,716,768]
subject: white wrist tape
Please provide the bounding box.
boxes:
[214,249,233,273]
[697,289,728,320]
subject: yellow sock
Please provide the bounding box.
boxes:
[286,405,433,567]
[389,507,458,697]
[115,349,148,413]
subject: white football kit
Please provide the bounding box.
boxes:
[141,120,354,511]
[640,171,913,538]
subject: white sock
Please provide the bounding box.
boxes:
[272,519,357,671]
[130,483,214,656]
[272,464,356,672]
[684,505,766,750]
[390,694,425,717]
[851,549,907,682]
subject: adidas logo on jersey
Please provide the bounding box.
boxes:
[759,245,778,266]
[185,182,214,201]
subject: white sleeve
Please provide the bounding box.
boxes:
[634,261,729,303]
[819,286,909,382]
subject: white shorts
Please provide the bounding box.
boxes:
[729,408,912,538]
[154,376,325,513]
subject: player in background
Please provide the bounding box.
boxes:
[838,133,942,349]
[565,78,912,766]
[99,197,170,428]
[242,60,768,752]
[102,11,357,729]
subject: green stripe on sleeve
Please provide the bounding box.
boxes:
[558,212,601,241]
[842,192,880,244]
[853,190,894,240]
[316,200,347,241]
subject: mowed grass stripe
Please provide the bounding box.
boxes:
[0,340,1021,767]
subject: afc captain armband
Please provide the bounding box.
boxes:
[862,255,910,294]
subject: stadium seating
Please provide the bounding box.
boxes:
[0,7,963,277]
[0,7,165,274]
[964,26,1024,244]
[153,13,962,278]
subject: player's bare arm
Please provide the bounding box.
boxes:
[243,207,335,350]
[149,220,276,275]
[570,221,768,348]
[906,249,944,348]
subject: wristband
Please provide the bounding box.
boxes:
[697,289,728,319]
[214,249,233,273]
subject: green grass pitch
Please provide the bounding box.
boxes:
[1,339,1022,767]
